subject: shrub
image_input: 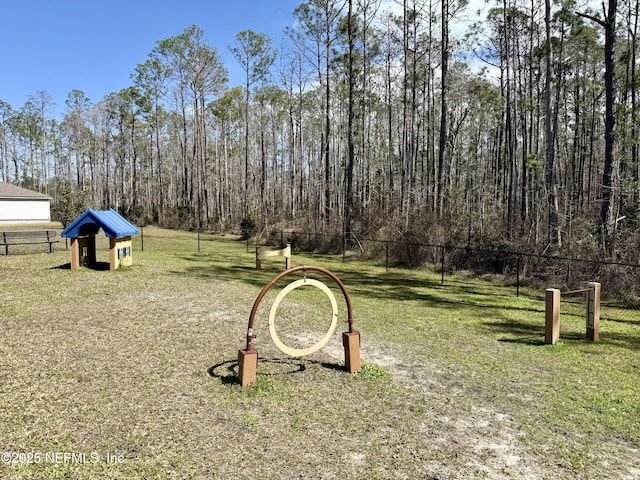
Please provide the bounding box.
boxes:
[240,217,256,240]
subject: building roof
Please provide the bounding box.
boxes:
[0,182,52,200]
[61,208,139,238]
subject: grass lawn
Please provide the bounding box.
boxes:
[1,226,638,479]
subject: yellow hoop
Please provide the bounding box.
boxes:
[268,278,339,356]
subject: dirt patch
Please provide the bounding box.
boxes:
[314,335,547,479]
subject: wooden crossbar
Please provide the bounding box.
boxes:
[562,287,593,295]
[256,243,291,270]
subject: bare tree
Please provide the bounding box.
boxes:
[578,1,618,254]
[229,30,276,219]
[133,55,171,223]
[289,0,346,227]
[544,0,561,247]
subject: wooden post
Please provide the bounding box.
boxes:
[342,331,361,373]
[109,237,117,271]
[284,243,291,270]
[545,288,560,345]
[70,238,80,269]
[238,348,258,386]
[286,243,291,269]
[586,282,601,342]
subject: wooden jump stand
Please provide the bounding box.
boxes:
[545,282,601,344]
[256,243,291,270]
[238,265,361,387]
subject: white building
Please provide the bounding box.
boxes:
[0,182,52,224]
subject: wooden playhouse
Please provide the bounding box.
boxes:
[61,208,139,270]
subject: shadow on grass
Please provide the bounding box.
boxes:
[498,337,546,346]
[171,244,640,350]
[51,261,111,271]
[486,318,640,350]
[486,317,589,339]
[602,314,640,326]
[208,357,345,385]
[175,253,532,311]
[483,319,545,345]
[597,332,640,350]
[52,263,71,270]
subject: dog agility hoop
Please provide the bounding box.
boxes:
[238,265,361,386]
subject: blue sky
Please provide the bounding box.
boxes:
[0,0,302,115]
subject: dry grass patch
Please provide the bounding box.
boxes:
[1,227,639,479]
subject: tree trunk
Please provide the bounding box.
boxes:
[600,0,618,255]
[345,0,355,243]
[438,0,449,216]
[545,0,561,247]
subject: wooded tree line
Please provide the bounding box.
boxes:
[1,0,639,262]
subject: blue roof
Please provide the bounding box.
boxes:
[61,208,139,238]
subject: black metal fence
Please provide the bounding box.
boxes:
[248,229,640,321]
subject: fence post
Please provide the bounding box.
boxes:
[586,282,601,342]
[441,245,445,285]
[342,235,346,263]
[385,241,389,272]
[545,288,561,345]
[516,254,520,297]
